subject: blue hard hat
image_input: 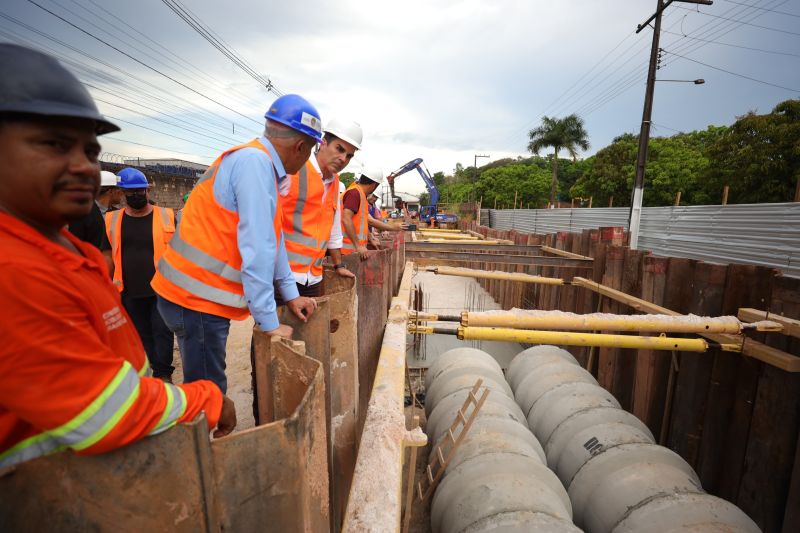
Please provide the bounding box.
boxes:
[264,94,323,142]
[0,44,119,135]
[117,168,149,189]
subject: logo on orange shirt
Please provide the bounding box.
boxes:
[102,306,128,331]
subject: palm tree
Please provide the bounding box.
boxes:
[528,114,590,207]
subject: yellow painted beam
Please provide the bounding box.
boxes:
[457,326,721,352]
[461,310,745,333]
[428,266,565,285]
[541,245,593,261]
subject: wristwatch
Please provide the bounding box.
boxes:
[333,263,345,270]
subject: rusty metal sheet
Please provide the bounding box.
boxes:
[0,416,218,532]
[217,334,330,532]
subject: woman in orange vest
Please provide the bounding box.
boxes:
[105,167,176,382]
[341,167,383,259]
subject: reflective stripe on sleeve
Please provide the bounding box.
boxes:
[0,361,141,468]
[148,383,187,436]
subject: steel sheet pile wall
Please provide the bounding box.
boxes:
[457,221,800,532]
[425,347,579,533]
[487,203,800,278]
[507,345,759,533]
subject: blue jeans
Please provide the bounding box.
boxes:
[122,294,174,379]
[156,295,231,393]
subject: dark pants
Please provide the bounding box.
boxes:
[250,281,325,424]
[157,295,231,393]
[122,293,175,379]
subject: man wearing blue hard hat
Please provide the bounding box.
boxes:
[152,94,321,401]
[105,167,177,383]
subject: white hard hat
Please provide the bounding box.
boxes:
[100,170,118,187]
[323,117,363,150]
[359,166,384,186]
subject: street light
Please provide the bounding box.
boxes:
[657,78,705,84]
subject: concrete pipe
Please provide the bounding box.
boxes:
[426,347,577,533]
[425,347,503,389]
[431,454,577,533]
[426,386,526,447]
[507,345,760,533]
[425,365,513,416]
[506,345,578,391]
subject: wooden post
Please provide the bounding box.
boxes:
[608,195,614,207]
[513,190,518,210]
[722,185,729,206]
[588,196,593,208]
[493,197,497,209]
[674,191,681,206]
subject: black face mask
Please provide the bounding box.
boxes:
[126,193,148,209]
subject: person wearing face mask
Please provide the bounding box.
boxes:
[105,167,177,382]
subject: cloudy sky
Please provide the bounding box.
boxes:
[3,0,798,195]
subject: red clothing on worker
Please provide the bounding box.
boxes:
[0,212,222,468]
[341,188,362,214]
[340,183,369,255]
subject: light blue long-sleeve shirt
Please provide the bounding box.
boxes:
[212,136,299,331]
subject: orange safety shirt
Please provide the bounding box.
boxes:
[340,183,369,255]
[0,212,222,468]
[151,139,283,322]
[105,206,175,292]
[282,160,338,278]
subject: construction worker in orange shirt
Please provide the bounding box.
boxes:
[106,167,177,382]
[151,94,321,395]
[0,44,233,469]
[279,118,363,300]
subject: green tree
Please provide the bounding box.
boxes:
[474,164,550,208]
[339,172,355,188]
[528,114,590,206]
[705,99,800,204]
[571,133,637,207]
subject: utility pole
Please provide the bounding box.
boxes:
[628,0,712,249]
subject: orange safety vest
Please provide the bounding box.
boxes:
[151,139,282,320]
[340,182,369,255]
[105,207,175,293]
[282,160,338,277]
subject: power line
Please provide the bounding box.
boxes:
[664,49,800,92]
[719,0,800,18]
[160,0,284,96]
[674,5,800,35]
[25,0,264,125]
[0,15,259,137]
[104,114,227,151]
[102,136,215,159]
[78,0,270,111]
[662,28,800,57]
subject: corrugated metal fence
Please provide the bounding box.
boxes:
[486,203,800,278]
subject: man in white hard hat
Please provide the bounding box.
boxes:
[278,117,363,301]
[342,166,403,259]
[67,169,120,256]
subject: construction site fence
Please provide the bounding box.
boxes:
[481,203,800,278]
[457,220,800,533]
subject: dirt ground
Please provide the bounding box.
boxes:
[170,316,257,432]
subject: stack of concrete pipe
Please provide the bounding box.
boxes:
[424,347,580,532]
[507,345,760,533]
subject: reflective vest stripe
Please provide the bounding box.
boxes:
[286,249,325,268]
[106,207,175,292]
[293,166,309,234]
[138,358,151,377]
[157,256,247,309]
[0,362,141,467]
[149,383,187,436]
[168,228,242,284]
[341,184,369,253]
